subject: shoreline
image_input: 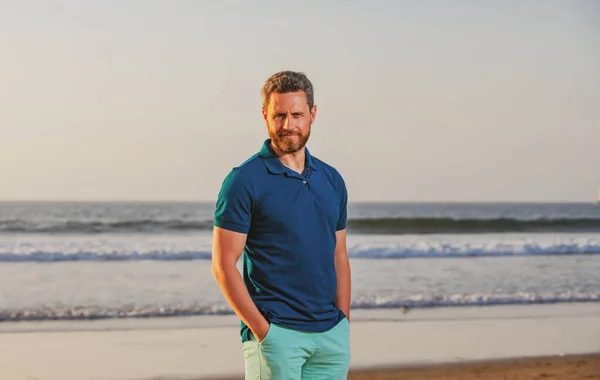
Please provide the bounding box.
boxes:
[2,301,598,333]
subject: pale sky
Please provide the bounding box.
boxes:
[1,1,599,203]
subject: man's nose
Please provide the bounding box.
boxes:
[282,114,292,130]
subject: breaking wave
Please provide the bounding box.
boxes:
[2,237,600,262]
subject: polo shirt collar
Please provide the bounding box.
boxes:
[259,138,319,174]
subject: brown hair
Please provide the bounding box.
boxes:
[261,70,314,110]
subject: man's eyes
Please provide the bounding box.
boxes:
[274,113,303,118]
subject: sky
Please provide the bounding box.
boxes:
[1,0,599,203]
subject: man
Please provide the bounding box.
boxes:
[211,70,351,379]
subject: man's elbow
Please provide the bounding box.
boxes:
[211,258,225,283]
[211,254,236,283]
[211,260,221,280]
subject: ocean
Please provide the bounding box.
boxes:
[1,201,599,322]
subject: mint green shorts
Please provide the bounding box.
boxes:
[242,318,350,380]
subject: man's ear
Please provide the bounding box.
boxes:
[310,104,318,123]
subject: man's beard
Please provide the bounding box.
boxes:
[270,126,311,153]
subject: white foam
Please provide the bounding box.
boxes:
[1,232,599,261]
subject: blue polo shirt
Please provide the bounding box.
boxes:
[214,138,348,342]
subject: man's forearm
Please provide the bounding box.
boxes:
[212,261,268,335]
[335,254,351,320]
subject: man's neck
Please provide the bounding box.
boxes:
[270,142,306,174]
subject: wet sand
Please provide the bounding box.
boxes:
[345,353,600,380]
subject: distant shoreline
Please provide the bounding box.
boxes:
[0,199,596,204]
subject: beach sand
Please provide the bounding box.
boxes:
[1,304,599,380]
[346,353,600,380]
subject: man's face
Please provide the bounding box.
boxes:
[262,91,316,153]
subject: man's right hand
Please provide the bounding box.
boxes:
[253,319,271,342]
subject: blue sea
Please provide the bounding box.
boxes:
[1,201,599,322]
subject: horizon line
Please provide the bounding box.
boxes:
[0,199,595,205]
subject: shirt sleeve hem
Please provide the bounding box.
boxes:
[214,218,250,234]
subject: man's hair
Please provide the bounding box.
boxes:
[261,70,314,111]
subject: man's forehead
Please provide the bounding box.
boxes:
[268,91,309,110]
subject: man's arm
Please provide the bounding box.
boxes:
[334,228,351,321]
[211,226,270,341]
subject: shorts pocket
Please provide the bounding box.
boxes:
[258,323,277,345]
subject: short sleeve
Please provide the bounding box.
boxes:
[336,176,348,231]
[214,169,254,234]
